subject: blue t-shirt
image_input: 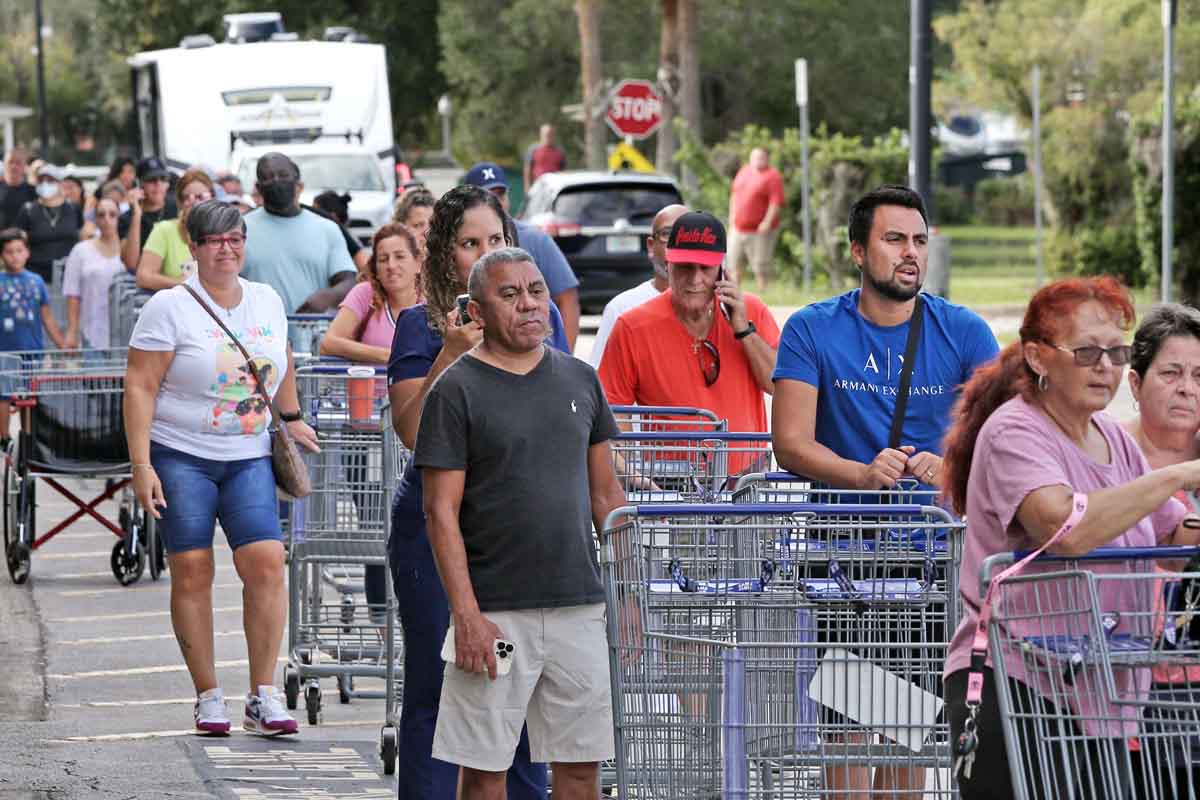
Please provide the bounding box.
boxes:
[773,289,998,468]
[515,220,579,298]
[241,208,355,312]
[0,271,49,352]
[387,300,572,526]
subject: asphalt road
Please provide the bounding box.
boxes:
[0,310,1137,798]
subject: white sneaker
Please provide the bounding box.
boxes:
[243,685,299,736]
[194,688,231,736]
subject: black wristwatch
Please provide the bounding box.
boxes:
[734,321,757,340]
[279,410,303,423]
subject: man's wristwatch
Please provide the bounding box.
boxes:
[733,321,757,340]
[279,410,303,423]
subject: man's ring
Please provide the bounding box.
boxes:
[925,468,936,478]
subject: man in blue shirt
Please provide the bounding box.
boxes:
[463,162,581,349]
[772,184,999,491]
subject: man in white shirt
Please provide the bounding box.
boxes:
[588,203,686,367]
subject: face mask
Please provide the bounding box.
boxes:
[260,180,297,214]
[36,182,58,200]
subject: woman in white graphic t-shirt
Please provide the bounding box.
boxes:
[124,200,319,737]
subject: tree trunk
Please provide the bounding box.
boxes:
[655,0,679,174]
[576,0,606,170]
[677,0,701,192]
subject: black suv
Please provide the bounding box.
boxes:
[520,171,684,312]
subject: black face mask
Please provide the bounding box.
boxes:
[260,180,298,215]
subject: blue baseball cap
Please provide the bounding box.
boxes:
[463,162,508,191]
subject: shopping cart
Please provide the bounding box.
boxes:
[0,348,160,586]
[287,313,336,358]
[284,362,402,772]
[610,404,726,433]
[378,401,411,775]
[602,501,962,798]
[978,546,1200,800]
[612,431,774,503]
[107,273,153,347]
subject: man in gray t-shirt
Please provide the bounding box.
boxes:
[416,246,624,799]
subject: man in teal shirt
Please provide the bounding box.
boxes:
[241,153,356,312]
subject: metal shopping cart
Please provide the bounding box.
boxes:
[378,400,411,775]
[978,546,1200,800]
[613,431,775,503]
[108,273,153,347]
[284,361,402,772]
[610,404,727,433]
[287,313,335,358]
[601,501,963,798]
[0,348,160,585]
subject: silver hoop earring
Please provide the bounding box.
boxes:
[1133,398,1139,412]
[1037,373,1048,392]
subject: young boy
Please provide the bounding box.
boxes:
[0,228,66,447]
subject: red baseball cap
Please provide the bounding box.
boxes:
[665,211,726,267]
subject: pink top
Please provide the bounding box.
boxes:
[339,281,396,350]
[945,396,1186,737]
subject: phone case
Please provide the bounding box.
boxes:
[440,626,513,676]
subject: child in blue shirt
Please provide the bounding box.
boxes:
[0,228,67,447]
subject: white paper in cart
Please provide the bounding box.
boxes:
[808,647,942,754]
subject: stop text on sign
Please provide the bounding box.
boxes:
[605,79,663,140]
[609,96,661,123]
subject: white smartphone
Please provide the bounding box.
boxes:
[441,626,514,676]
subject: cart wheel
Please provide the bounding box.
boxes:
[284,665,299,710]
[3,456,27,584]
[111,539,144,586]
[305,684,321,725]
[380,725,398,775]
[338,675,352,704]
[5,540,30,584]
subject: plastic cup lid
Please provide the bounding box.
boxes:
[346,366,376,378]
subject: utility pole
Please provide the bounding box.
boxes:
[576,0,606,170]
[796,58,813,293]
[1032,65,1045,287]
[34,0,49,155]
[1162,0,1177,302]
[908,0,933,219]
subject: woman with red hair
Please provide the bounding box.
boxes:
[941,276,1200,799]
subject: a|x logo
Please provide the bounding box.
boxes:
[482,168,496,181]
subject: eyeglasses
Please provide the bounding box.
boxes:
[1054,343,1133,367]
[696,339,720,386]
[198,233,246,250]
[652,229,672,244]
[182,192,213,205]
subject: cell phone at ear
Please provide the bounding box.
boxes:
[456,294,471,325]
[717,266,732,321]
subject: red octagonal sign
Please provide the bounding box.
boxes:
[606,79,663,140]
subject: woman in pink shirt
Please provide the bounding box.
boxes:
[939,277,1200,800]
[1123,303,1200,796]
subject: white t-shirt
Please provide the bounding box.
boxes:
[129,274,289,460]
[62,240,124,348]
[588,279,661,368]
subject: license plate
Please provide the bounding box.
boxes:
[606,235,640,253]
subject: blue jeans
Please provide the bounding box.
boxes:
[389,497,547,800]
[150,441,282,553]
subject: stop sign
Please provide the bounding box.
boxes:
[605,79,663,140]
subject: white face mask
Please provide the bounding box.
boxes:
[36,182,58,200]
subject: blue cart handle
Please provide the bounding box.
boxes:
[615,432,771,442]
[633,502,928,516]
[1010,545,1200,563]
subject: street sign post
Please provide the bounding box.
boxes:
[606,79,663,140]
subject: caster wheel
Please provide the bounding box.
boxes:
[340,595,354,632]
[110,539,144,586]
[380,725,397,775]
[338,675,352,704]
[284,665,300,710]
[305,684,321,726]
[5,541,30,584]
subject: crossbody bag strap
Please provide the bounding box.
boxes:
[888,293,924,450]
[182,283,278,418]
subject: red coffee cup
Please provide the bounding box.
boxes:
[347,366,376,422]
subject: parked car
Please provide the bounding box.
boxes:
[520,171,683,312]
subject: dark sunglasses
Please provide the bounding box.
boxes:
[1054,344,1133,367]
[696,339,720,386]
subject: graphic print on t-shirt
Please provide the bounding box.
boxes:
[0,271,47,351]
[206,322,282,435]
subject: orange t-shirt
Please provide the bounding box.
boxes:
[731,165,786,233]
[597,290,780,434]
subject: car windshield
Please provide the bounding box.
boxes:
[237,154,385,192]
[552,185,682,226]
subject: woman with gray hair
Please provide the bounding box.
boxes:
[124,199,318,737]
[1122,302,1200,797]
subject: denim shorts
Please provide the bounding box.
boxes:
[150,440,283,554]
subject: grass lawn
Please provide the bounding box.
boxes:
[760,224,1154,317]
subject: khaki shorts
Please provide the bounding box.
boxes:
[433,602,615,772]
[727,225,783,280]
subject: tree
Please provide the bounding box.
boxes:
[576,0,605,170]
[655,0,679,173]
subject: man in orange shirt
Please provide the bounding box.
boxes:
[597,211,779,436]
[727,148,786,292]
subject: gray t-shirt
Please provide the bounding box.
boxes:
[414,347,619,612]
